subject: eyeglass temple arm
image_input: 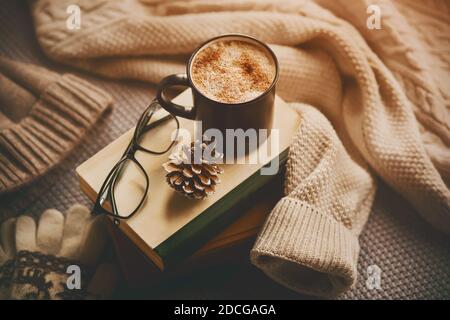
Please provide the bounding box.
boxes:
[111,115,170,182]
[97,138,134,214]
[105,113,171,201]
[97,108,176,214]
[142,113,175,134]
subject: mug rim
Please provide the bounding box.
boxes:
[187,33,279,107]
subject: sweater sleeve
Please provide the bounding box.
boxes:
[0,57,112,193]
[250,104,376,297]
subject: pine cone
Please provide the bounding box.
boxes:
[162,137,224,200]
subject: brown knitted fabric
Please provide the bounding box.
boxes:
[0,57,112,193]
[28,0,450,235]
[26,0,450,297]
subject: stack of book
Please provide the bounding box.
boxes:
[76,89,300,288]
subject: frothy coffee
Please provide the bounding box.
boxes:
[191,39,276,104]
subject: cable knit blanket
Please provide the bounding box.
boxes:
[29,0,450,296]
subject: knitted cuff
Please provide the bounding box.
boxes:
[0,74,112,193]
[250,197,360,297]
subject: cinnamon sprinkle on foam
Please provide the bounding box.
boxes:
[191,40,276,104]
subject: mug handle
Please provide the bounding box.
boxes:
[156,74,196,120]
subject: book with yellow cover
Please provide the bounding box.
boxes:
[107,179,282,288]
[76,89,300,270]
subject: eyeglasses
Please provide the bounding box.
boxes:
[93,99,180,224]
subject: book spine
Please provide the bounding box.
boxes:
[154,149,289,269]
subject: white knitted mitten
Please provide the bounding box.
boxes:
[3,204,117,300]
[251,104,376,297]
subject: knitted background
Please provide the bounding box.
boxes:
[0,1,449,299]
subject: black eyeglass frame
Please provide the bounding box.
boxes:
[92,99,180,223]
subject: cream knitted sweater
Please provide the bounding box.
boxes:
[29,0,450,296]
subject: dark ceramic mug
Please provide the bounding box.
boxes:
[156,34,279,151]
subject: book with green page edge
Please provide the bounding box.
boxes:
[76,89,300,270]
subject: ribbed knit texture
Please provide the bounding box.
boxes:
[0,57,112,193]
[29,0,450,296]
[251,105,375,296]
